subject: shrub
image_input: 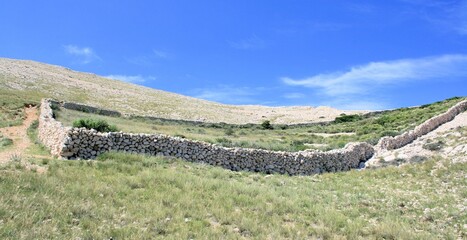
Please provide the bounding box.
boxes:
[334,114,362,123]
[72,118,118,132]
[261,120,273,130]
[0,136,13,147]
[422,140,444,151]
[224,128,235,136]
[215,137,232,144]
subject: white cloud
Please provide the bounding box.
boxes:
[283,93,306,99]
[105,74,155,83]
[193,86,259,104]
[320,99,389,111]
[229,35,266,50]
[153,49,169,59]
[282,54,467,97]
[64,45,101,64]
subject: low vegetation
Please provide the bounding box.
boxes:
[0,89,42,128]
[0,134,13,149]
[0,151,464,239]
[72,118,118,132]
[55,97,465,151]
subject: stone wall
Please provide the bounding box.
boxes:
[377,100,467,150]
[61,102,121,117]
[61,129,374,175]
[38,99,374,175]
[38,99,72,156]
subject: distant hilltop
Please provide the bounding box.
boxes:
[0,57,364,124]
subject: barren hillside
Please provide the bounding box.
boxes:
[0,58,363,124]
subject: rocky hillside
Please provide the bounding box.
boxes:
[0,58,362,124]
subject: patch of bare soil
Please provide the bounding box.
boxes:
[0,107,47,173]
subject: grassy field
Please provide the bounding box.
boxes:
[0,151,465,239]
[0,89,45,128]
[56,97,465,151]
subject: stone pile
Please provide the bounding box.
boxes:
[377,100,467,150]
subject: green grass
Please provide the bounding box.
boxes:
[0,89,44,128]
[56,97,465,151]
[0,133,13,150]
[0,152,464,239]
[25,119,49,156]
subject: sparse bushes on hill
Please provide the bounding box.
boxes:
[334,114,362,123]
[72,118,118,132]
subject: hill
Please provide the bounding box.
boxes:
[0,57,361,124]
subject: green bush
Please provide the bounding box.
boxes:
[224,128,235,136]
[72,118,118,132]
[0,136,13,147]
[423,140,444,151]
[261,120,273,130]
[334,114,362,123]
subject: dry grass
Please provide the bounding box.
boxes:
[0,152,465,239]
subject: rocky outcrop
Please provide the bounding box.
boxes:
[377,100,467,150]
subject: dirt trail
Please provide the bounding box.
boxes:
[0,107,39,163]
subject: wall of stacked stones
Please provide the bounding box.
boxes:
[377,100,467,150]
[38,99,71,156]
[61,102,121,117]
[38,99,374,175]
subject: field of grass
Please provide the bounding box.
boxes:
[56,97,465,151]
[0,89,44,128]
[0,151,465,239]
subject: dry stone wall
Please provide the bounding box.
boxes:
[38,98,466,174]
[377,100,467,150]
[38,99,72,156]
[62,129,374,175]
[61,102,121,117]
[38,99,374,175]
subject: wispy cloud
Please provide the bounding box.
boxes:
[105,74,156,83]
[275,21,349,36]
[283,54,467,96]
[192,85,265,105]
[283,93,306,99]
[153,49,170,59]
[127,49,172,66]
[229,35,266,50]
[347,3,376,14]
[401,0,467,35]
[282,54,467,110]
[64,45,101,64]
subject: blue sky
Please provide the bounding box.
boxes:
[1,0,466,110]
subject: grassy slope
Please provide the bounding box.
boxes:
[55,97,465,151]
[0,152,465,239]
[0,58,357,124]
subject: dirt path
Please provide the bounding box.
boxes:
[0,107,39,163]
[367,111,467,168]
